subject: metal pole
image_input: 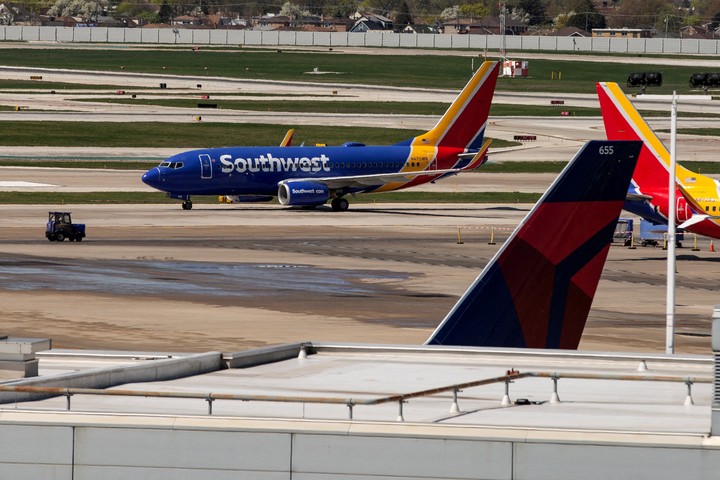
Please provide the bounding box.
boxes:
[666,92,677,354]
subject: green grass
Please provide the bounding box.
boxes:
[0,48,710,94]
[0,121,519,148]
[0,79,128,90]
[0,121,424,147]
[660,128,720,137]
[76,98,459,116]
[0,191,541,205]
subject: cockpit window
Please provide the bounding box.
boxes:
[159,162,184,169]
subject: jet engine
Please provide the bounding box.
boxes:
[278,181,329,206]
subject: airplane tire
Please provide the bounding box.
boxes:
[182,201,193,210]
[331,197,349,212]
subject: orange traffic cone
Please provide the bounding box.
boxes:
[711,240,715,252]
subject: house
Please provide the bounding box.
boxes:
[551,26,590,37]
[172,15,201,26]
[349,13,394,33]
[679,25,718,39]
[443,16,528,35]
[591,27,652,38]
[0,3,14,24]
[402,24,439,34]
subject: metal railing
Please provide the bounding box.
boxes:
[0,370,709,420]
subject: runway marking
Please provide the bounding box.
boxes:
[0,181,55,187]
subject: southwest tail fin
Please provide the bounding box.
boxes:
[426,140,641,349]
[411,61,499,150]
[596,82,701,192]
[280,129,294,147]
[596,82,720,235]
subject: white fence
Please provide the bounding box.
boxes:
[1,26,719,55]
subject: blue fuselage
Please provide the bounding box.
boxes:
[142,144,415,197]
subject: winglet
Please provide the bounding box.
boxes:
[461,138,492,170]
[280,129,294,147]
[426,140,641,349]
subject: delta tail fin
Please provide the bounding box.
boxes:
[426,140,641,349]
[411,61,499,150]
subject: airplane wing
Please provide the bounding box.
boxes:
[285,167,467,191]
[279,143,492,191]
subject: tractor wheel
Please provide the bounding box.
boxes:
[55,232,65,242]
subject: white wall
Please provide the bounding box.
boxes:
[0,412,718,480]
[5,26,712,54]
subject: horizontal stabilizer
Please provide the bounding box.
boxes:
[426,140,641,349]
[678,214,710,229]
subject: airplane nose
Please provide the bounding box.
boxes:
[142,168,161,187]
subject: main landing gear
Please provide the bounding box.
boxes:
[182,200,193,210]
[331,197,349,212]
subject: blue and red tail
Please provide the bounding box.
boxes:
[426,140,641,349]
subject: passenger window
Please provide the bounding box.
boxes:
[706,206,710,211]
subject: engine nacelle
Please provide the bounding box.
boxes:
[278,181,329,206]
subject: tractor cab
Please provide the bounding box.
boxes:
[46,211,86,242]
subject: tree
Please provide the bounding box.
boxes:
[565,0,605,30]
[440,5,460,20]
[517,0,546,25]
[396,0,412,24]
[279,1,311,18]
[47,0,108,21]
[158,0,172,23]
[459,3,488,19]
[358,0,399,17]
[606,0,667,29]
[324,0,359,18]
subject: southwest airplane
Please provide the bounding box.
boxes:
[141,61,499,211]
[428,140,640,349]
[597,82,720,238]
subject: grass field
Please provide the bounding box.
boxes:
[71,97,720,118]
[0,48,706,94]
[0,191,541,205]
[0,121,520,148]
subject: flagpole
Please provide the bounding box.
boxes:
[666,91,677,355]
